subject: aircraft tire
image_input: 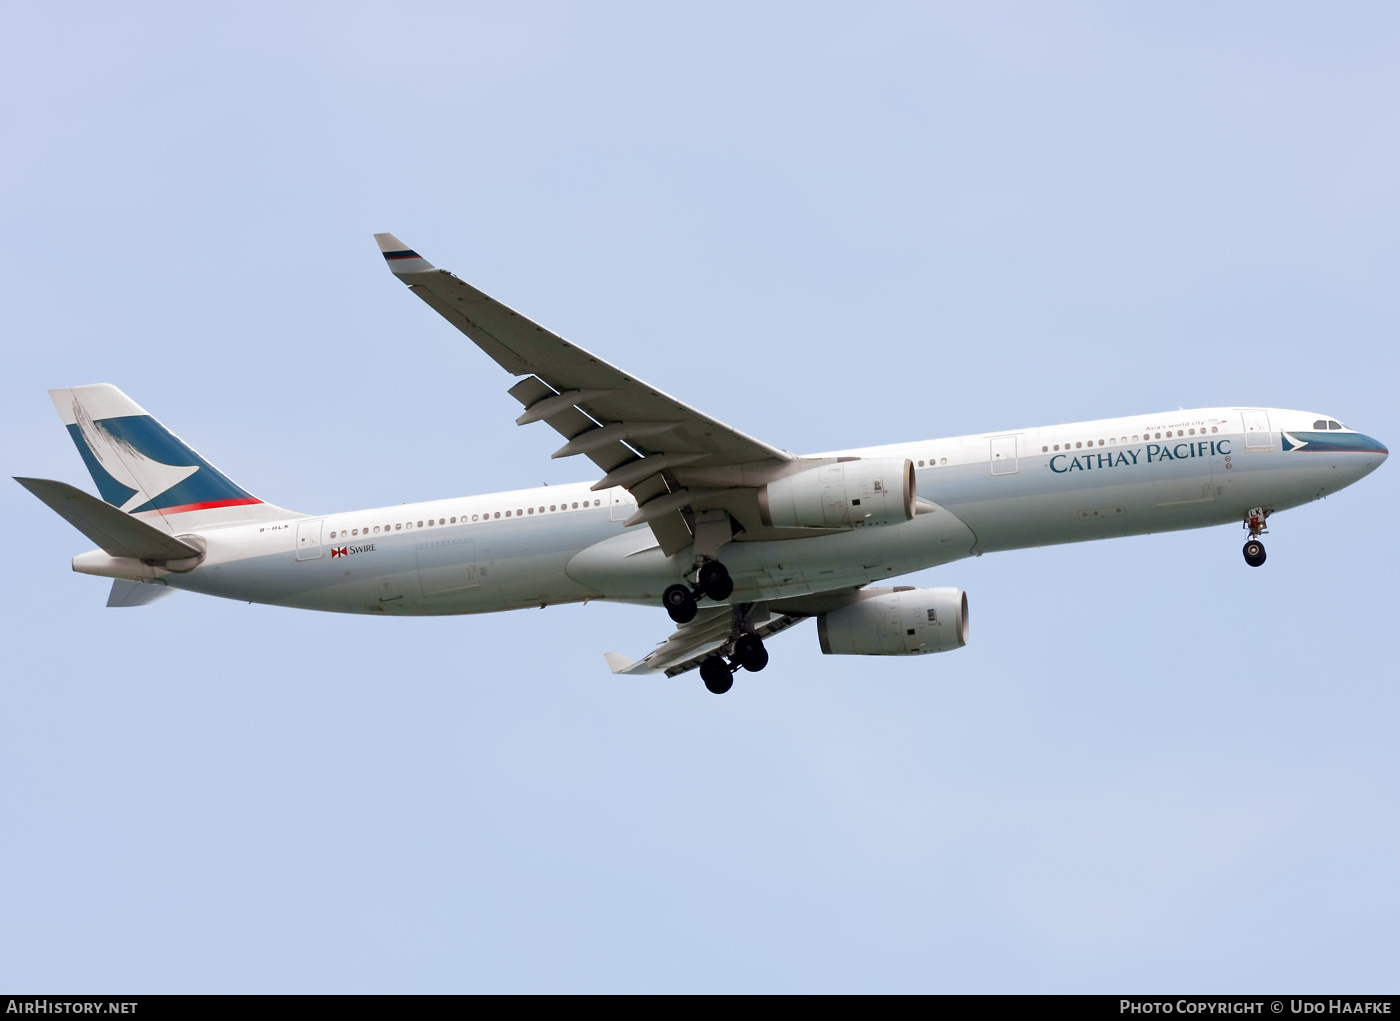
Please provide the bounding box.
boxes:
[700,656,734,694]
[734,633,768,672]
[664,584,698,623]
[1243,540,1267,568]
[698,561,734,601]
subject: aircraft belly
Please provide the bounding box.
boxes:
[168,515,614,615]
[566,501,977,602]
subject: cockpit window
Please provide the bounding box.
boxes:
[1328,420,1344,430]
[1314,420,1329,429]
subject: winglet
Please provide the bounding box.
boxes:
[373,233,436,276]
[603,652,635,675]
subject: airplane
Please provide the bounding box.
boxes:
[16,234,1389,694]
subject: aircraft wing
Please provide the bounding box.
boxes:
[603,604,810,677]
[374,233,801,556]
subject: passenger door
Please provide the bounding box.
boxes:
[610,486,636,522]
[989,435,1019,476]
[295,518,323,560]
[1241,410,1273,450]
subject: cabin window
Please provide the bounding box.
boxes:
[505,510,511,517]
[1075,442,1082,449]
[493,512,499,519]
[395,523,401,531]
[1211,427,1218,433]
[330,531,337,539]
[918,460,925,466]
[939,458,946,465]
[572,502,579,509]
[373,526,380,533]
[550,505,557,511]
[528,507,534,514]
[1098,439,1104,446]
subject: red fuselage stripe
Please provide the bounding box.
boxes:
[147,497,265,515]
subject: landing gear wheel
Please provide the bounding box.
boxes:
[700,656,734,694]
[697,561,734,601]
[1243,539,1267,568]
[663,584,698,623]
[734,633,768,672]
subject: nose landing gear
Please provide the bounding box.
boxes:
[1242,507,1270,568]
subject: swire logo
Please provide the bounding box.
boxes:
[330,544,375,558]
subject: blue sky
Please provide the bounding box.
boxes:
[2,2,1397,992]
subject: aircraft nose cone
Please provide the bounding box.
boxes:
[1350,434,1387,480]
[1360,434,1388,459]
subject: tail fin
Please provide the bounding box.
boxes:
[48,384,292,528]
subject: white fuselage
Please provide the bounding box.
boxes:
[85,406,1386,616]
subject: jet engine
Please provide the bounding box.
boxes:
[759,458,915,529]
[817,587,969,656]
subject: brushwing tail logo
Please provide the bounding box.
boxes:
[72,400,199,512]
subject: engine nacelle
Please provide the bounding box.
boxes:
[817,587,969,656]
[759,458,915,529]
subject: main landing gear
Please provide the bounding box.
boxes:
[1242,507,1269,568]
[661,559,734,624]
[699,606,769,695]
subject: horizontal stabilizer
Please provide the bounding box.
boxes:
[107,579,175,607]
[14,478,204,561]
